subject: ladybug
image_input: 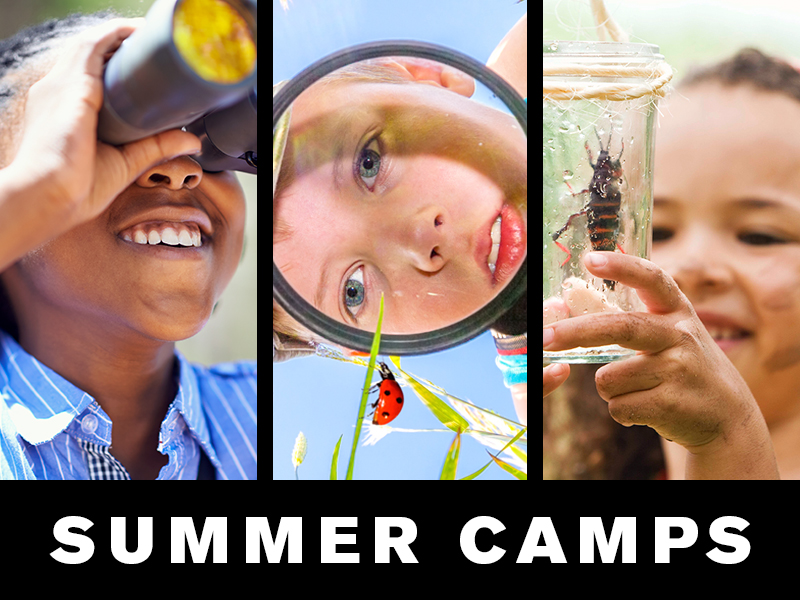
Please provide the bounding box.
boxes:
[368,362,404,425]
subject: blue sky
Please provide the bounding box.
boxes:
[272,0,527,480]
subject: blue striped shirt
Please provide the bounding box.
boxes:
[0,330,257,480]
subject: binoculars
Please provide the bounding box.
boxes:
[98,0,257,174]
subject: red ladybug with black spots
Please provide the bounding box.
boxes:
[368,362,404,425]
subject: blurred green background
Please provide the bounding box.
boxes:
[1,0,257,366]
[543,0,800,81]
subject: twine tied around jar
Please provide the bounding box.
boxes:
[543,61,673,102]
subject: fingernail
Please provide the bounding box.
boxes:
[543,327,555,348]
[586,252,607,267]
[550,363,567,377]
[167,148,200,161]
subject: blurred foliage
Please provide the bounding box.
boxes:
[1,1,154,38]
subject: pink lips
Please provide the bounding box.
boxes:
[473,204,527,286]
[493,204,526,286]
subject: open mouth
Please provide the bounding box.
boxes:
[487,216,502,275]
[120,221,204,247]
[113,203,213,252]
[696,311,753,352]
[475,204,527,286]
[706,327,751,342]
[492,204,526,286]
[706,327,752,352]
[116,220,212,261]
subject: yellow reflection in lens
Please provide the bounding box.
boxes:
[173,0,257,84]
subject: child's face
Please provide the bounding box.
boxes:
[653,83,800,421]
[273,78,528,332]
[2,162,246,344]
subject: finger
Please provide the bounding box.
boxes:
[97,129,201,201]
[543,363,570,398]
[65,18,146,79]
[595,355,663,400]
[583,252,686,314]
[603,388,656,428]
[543,311,673,353]
[116,129,202,176]
[543,296,569,325]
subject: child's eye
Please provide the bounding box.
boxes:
[355,138,382,190]
[343,266,366,320]
[738,232,787,245]
[652,227,673,242]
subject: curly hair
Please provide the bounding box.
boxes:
[679,47,800,103]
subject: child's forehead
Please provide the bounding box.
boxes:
[666,82,800,124]
[660,84,800,157]
[655,85,800,207]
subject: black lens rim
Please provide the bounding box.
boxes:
[273,40,527,355]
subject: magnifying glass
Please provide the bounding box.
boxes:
[273,41,527,356]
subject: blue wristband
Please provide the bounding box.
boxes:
[495,353,527,387]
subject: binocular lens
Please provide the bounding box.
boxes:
[173,0,257,84]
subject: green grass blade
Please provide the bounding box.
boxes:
[488,452,528,480]
[330,435,343,480]
[460,426,528,479]
[439,432,461,480]
[345,293,385,480]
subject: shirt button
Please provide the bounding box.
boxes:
[81,414,98,434]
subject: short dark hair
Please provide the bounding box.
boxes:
[679,47,800,105]
[0,10,122,109]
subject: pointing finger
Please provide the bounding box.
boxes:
[584,252,686,315]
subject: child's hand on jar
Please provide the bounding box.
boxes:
[542,251,778,479]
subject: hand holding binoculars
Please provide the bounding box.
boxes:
[97,0,257,174]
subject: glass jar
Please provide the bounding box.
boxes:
[543,41,670,364]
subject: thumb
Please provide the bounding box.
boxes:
[118,129,202,178]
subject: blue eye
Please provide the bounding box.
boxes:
[356,139,381,190]
[343,266,366,319]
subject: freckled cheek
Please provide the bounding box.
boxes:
[748,256,800,372]
[751,257,800,314]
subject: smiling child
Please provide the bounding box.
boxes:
[0,12,256,480]
[544,48,800,479]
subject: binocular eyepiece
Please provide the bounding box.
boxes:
[98,0,257,174]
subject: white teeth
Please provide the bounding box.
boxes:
[487,216,501,275]
[121,221,203,247]
[707,327,747,341]
[160,227,180,245]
